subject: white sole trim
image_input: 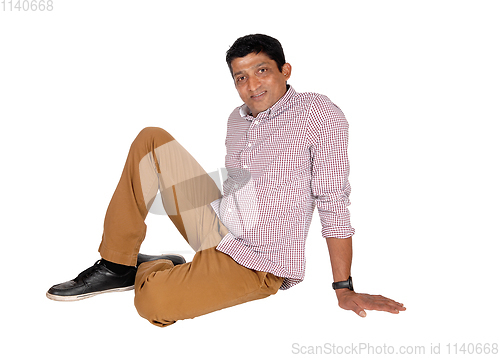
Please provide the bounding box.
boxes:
[46,285,134,302]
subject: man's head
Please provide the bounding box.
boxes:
[226,34,287,73]
[226,34,292,117]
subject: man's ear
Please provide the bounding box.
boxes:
[282,63,292,80]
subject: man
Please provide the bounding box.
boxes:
[47,34,405,326]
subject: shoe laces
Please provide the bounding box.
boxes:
[75,260,104,281]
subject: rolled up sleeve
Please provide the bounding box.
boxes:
[308,95,355,239]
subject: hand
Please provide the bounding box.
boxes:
[336,289,406,317]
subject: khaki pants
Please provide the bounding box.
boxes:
[98,127,283,327]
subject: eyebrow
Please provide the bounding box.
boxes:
[232,62,270,78]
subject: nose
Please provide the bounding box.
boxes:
[247,75,260,92]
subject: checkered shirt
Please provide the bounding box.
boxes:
[212,86,355,289]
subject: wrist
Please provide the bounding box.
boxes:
[335,288,353,297]
[332,276,353,291]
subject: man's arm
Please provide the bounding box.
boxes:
[326,237,406,317]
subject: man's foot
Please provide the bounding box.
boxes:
[46,253,186,302]
[46,260,136,302]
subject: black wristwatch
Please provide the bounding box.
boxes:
[332,276,354,291]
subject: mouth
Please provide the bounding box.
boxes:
[250,91,266,100]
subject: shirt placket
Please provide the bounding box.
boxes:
[224,116,264,236]
[241,115,265,170]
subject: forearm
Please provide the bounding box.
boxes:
[326,236,353,284]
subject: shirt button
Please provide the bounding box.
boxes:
[243,164,248,168]
[247,143,252,147]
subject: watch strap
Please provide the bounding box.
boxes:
[332,276,353,291]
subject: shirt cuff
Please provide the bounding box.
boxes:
[322,226,355,239]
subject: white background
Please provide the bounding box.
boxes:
[1,1,499,357]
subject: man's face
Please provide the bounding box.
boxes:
[230,52,291,117]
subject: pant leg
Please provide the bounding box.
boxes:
[134,247,284,327]
[98,127,226,266]
[98,127,281,326]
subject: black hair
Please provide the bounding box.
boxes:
[226,34,286,74]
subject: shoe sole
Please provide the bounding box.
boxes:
[46,285,135,302]
[137,253,187,266]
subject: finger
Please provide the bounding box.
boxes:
[370,300,403,313]
[351,301,367,317]
[375,301,405,314]
[359,295,406,314]
[379,298,406,312]
[370,294,405,307]
[375,298,405,311]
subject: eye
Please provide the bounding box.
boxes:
[258,68,267,74]
[235,75,248,85]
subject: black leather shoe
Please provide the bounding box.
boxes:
[46,254,186,302]
[137,253,186,267]
[46,260,136,302]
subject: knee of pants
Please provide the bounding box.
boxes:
[134,280,178,327]
[134,127,175,147]
[134,261,179,327]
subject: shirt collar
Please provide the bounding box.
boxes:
[239,85,296,121]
